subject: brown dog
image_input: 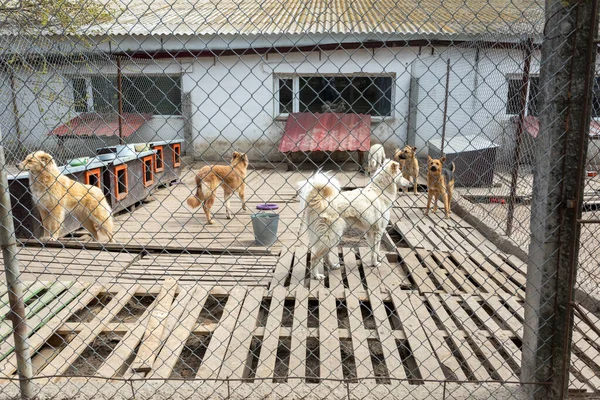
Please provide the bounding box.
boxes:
[187,151,249,224]
[18,151,114,241]
[394,146,419,195]
[425,156,455,218]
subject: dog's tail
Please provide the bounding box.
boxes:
[450,162,456,173]
[298,171,340,214]
[186,175,205,209]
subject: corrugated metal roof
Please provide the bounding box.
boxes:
[82,0,543,37]
[279,112,371,153]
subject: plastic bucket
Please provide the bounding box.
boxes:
[251,212,279,246]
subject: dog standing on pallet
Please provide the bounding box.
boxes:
[299,159,410,280]
[367,144,386,175]
[394,145,419,195]
[18,151,114,242]
[187,151,249,224]
[425,155,455,218]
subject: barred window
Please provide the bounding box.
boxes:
[71,75,182,115]
[277,75,394,117]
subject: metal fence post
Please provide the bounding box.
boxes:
[0,128,34,399]
[521,0,599,397]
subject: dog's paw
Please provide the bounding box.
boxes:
[226,215,232,220]
[312,273,325,280]
[371,261,381,268]
[329,263,341,270]
[207,219,216,225]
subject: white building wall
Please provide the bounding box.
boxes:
[186,48,419,162]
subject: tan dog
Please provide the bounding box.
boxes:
[425,156,455,218]
[187,151,249,224]
[394,146,419,194]
[18,151,114,241]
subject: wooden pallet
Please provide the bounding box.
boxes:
[0,280,597,394]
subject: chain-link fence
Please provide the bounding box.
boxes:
[0,0,597,398]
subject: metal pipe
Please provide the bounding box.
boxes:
[0,128,34,399]
[440,58,450,154]
[506,38,534,236]
[117,57,124,145]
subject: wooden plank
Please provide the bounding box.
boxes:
[0,281,50,320]
[420,225,450,253]
[40,284,139,378]
[571,351,600,391]
[407,293,467,382]
[344,290,374,380]
[146,283,197,374]
[328,248,345,297]
[468,252,521,296]
[131,278,178,372]
[358,248,406,381]
[423,293,491,382]
[432,252,478,294]
[219,287,266,379]
[460,295,521,371]
[143,286,209,379]
[391,291,445,381]
[0,281,75,340]
[319,289,344,380]
[415,249,456,293]
[255,285,287,379]
[196,286,246,379]
[480,295,523,338]
[571,329,600,390]
[271,248,294,288]
[382,252,411,291]
[0,283,101,377]
[396,248,437,293]
[439,294,515,382]
[287,286,309,380]
[449,252,498,294]
[343,248,364,296]
[289,246,308,289]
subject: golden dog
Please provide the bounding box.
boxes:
[425,156,455,218]
[18,151,114,241]
[187,151,249,224]
[394,145,419,195]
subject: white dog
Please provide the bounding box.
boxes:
[367,144,386,175]
[299,159,410,280]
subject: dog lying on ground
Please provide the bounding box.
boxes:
[394,145,419,195]
[299,159,410,280]
[367,144,386,175]
[18,151,114,242]
[187,151,249,224]
[425,155,455,218]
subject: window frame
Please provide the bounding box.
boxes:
[275,74,395,121]
[154,146,165,173]
[142,155,155,187]
[114,164,129,200]
[85,168,102,189]
[172,143,181,168]
[506,75,540,117]
[71,74,182,116]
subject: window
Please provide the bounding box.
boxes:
[114,165,128,200]
[72,78,89,113]
[154,146,164,173]
[142,155,154,187]
[506,76,540,116]
[72,75,182,115]
[276,75,394,117]
[172,143,181,168]
[85,168,102,189]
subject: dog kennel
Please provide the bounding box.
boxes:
[428,134,499,187]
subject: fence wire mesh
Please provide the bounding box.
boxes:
[0,0,597,398]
